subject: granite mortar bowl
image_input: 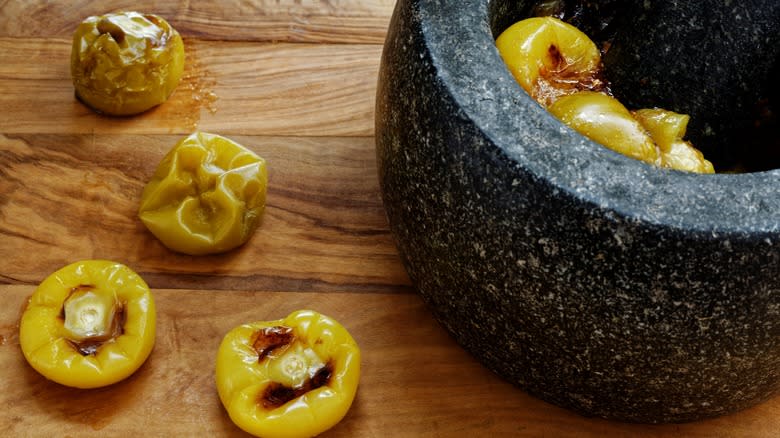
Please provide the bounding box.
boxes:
[375,0,780,424]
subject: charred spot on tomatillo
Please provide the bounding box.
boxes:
[496,16,606,107]
[251,325,336,409]
[70,11,185,116]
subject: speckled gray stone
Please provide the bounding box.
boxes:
[375,0,780,424]
[603,0,780,169]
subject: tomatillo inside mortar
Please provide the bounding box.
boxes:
[216,310,361,438]
[376,0,780,424]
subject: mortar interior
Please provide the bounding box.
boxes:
[440,0,780,233]
[488,0,780,172]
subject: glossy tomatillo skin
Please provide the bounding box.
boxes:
[496,16,605,106]
[70,11,185,115]
[634,108,714,173]
[216,310,361,438]
[138,132,268,255]
[19,260,156,389]
[549,91,662,165]
[498,17,713,173]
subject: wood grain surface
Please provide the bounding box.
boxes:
[1,1,778,437]
[2,285,780,437]
[0,38,381,136]
[0,0,395,43]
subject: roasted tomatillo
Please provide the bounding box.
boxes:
[496,16,605,107]
[633,108,715,174]
[497,16,713,173]
[19,260,156,389]
[138,132,268,255]
[549,91,662,166]
[70,11,185,115]
[216,310,361,438]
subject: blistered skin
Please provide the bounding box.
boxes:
[71,12,185,116]
[216,310,361,438]
[498,16,714,173]
[549,93,715,173]
[19,260,156,389]
[138,132,268,255]
[496,16,605,107]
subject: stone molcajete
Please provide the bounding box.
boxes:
[375,0,780,423]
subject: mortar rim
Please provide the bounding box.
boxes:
[417,0,780,236]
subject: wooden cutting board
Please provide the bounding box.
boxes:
[1,1,778,436]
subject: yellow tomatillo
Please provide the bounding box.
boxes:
[497,16,714,173]
[496,16,605,106]
[549,91,662,165]
[138,132,268,255]
[216,310,361,438]
[71,11,185,115]
[19,260,156,389]
[633,108,715,173]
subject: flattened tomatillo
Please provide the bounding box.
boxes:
[70,11,185,115]
[216,310,361,438]
[19,260,156,389]
[138,132,268,255]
